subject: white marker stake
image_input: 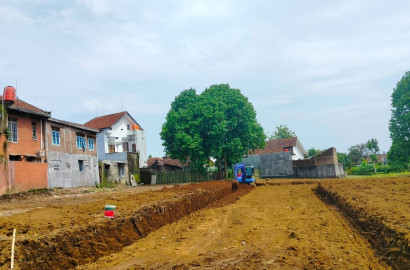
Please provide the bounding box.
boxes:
[11,229,16,269]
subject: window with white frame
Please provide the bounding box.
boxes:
[76,134,87,149]
[52,128,60,145]
[8,118,18,142]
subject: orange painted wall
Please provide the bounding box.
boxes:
[8,161,48,192]
[0,114,48,194]
[7,113,43,156]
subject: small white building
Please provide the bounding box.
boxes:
[84,112,147,181]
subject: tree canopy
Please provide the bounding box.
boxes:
[388,71,410,166]
[365,138,380,155]
[347,143,369,165]
[161,84,266,173]
[307,147,321,158]
[269,125,296,140]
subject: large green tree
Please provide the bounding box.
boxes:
[347,143,369,165]
[269,125,296,140]
[388,71,410,165]
[365,138,380,155]
[161,84,266,175]
[160,89,206,171]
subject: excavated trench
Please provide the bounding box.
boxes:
[315,183,409,270]
[14,185,250,270]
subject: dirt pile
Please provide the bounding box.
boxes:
[315,177,409,270]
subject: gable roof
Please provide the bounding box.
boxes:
[250,137,307,155]
[84,111,142,130]
[2,96,51,118]
[147,157,184,168]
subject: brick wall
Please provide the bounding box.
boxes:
[46,121,97,157]
[293,147,338,167]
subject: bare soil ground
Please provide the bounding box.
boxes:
[316,177,409,269]
[1,177,406,269]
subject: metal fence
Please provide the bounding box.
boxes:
[140,169,214,185]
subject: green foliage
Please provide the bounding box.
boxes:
[337,152,352,169]
[307,148,321,158]
[161,84,266,173]
[269,125,296,140]
[350,164,375,175]
[148,154,152,159]
[133,173,141,184]
[365,138,379,155]
[388,71,410,166]
[347,143,369,165]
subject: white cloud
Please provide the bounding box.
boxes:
[0,6,33,24]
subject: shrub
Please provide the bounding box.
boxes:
[375,165,390,174]
[134,173,141,184]
[350,164,375,175]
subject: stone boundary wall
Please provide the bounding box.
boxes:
[293,163,345,178]
[293,147,338,167]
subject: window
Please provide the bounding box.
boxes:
[123,142,129,152]
[88,138,94,150]
[76,135,87,149]
[32,122,37,140]
[127,124,130,130]
[132,143,137,153]
[109,144,115,153]
[78,160,84,172]
[8,118,18,142]
[52,128,60,145]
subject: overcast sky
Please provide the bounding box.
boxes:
[1,0,409,157]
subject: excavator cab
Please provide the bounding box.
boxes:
[234,163,255,184]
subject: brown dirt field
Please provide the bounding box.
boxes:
[315,176,410,269]
[0,178,402,269]
[0,181,250,269]
[78,183,387,270]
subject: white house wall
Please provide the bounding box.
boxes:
[292,146,305,160]
[96,114,147,168]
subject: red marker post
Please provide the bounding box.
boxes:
[104,204,116,218]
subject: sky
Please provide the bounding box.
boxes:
[1,0,409,157]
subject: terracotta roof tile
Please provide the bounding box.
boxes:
[250,137,298,155]
[148,157,184,168]
[84,111,128,130]
[2,96,51,117]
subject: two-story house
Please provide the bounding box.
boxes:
[0,87,100,194]
[46,118,99,188]
[84,111,147,184]
[0,96,50,193]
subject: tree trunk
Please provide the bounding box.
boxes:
[224,157,228,180]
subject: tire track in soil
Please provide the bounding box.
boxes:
[79,184,388,270]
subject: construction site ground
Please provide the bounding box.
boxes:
[0,176,408,270]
